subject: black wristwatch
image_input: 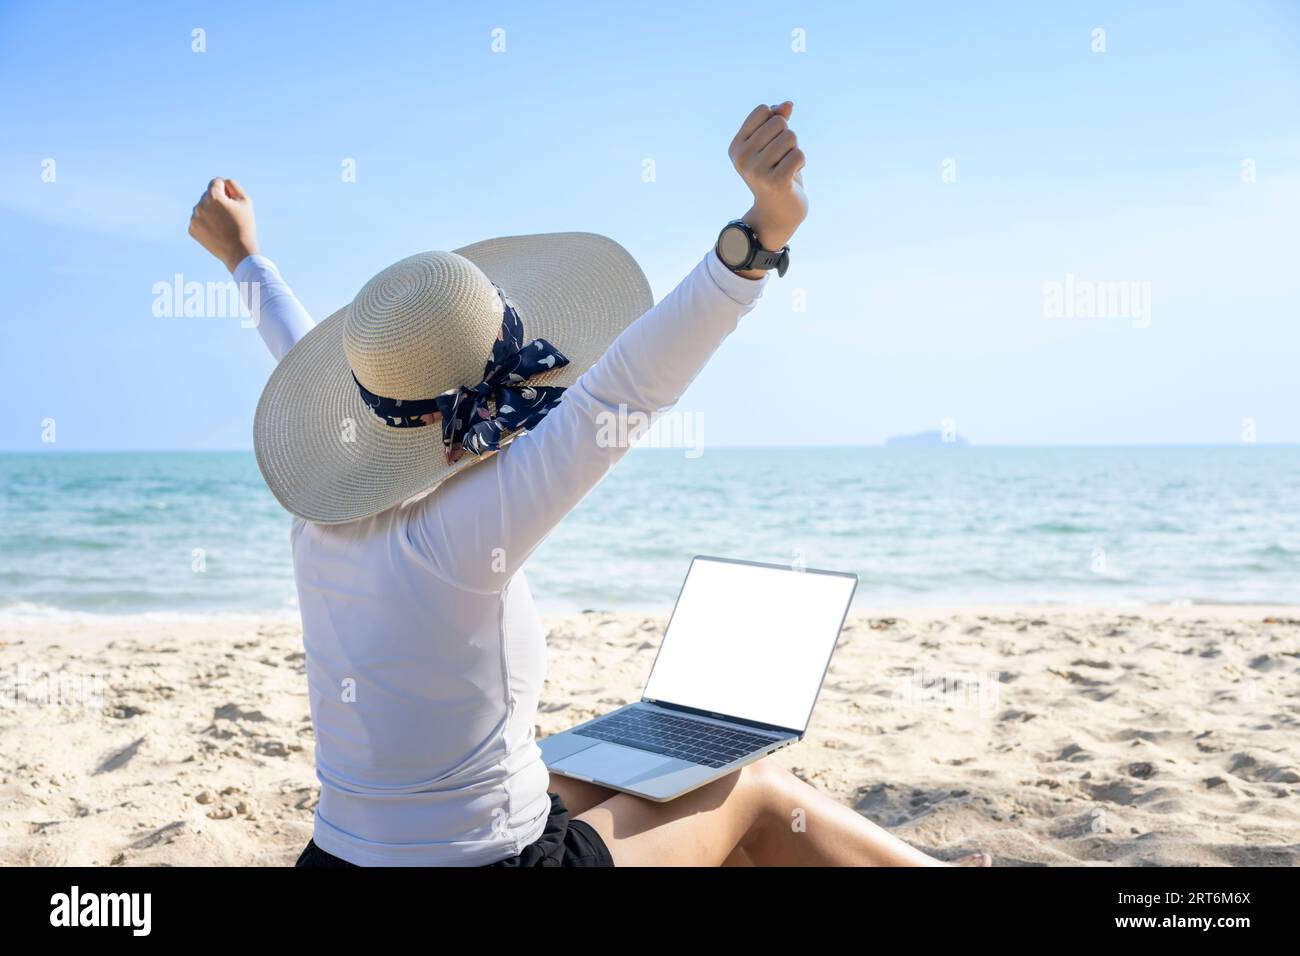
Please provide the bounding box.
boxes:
[715,220,790,278]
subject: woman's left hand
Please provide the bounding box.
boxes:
[727,101,807,253]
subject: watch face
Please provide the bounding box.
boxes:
[717,225,751,268]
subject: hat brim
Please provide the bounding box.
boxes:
[253,232,653,524]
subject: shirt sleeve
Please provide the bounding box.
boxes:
[233,254,316,362]
[411,248,768,592]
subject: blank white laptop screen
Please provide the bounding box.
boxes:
[641,558,857,732]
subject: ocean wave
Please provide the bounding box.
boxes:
[1254,542,1300,559]
[0,601,301,626]
[1024,521,1093,535]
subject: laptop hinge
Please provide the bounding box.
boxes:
[640,698,799,738]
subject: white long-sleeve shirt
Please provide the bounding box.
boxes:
[236,249,768,865]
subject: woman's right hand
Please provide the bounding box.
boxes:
[189,177,260,273]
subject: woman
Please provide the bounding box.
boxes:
[189,102,989,867]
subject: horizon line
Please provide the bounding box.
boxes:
[3,442,1298,454]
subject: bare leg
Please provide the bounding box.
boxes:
[550,771,756,865]
[548,772,616,815]
[576,758,987,867]
[551,770,759,868]
[722,845,755,866]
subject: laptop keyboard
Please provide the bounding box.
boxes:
[575,708,783,768]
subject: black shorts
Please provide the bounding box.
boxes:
[294,792,614,868]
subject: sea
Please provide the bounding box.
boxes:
[1,447,1297,617]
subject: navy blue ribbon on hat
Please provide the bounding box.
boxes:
[352,286,570,461]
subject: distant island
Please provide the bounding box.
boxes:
[884,430,971,448]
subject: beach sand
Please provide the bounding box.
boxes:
[1,606,1297,866]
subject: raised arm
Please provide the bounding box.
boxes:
[188,177,315,360]
[416,102,808,590]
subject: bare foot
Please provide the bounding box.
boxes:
[953,852,993,867]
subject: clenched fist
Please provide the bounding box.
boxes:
[188,178,259,273]
[728,101,807,257]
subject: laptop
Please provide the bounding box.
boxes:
[540,556,858,802]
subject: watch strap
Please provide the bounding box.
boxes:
[747,245,789,278]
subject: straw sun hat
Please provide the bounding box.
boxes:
[253,233,653,524]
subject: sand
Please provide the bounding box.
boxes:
[1,606,1297,866]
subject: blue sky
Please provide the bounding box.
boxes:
[1,0,1297,449]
